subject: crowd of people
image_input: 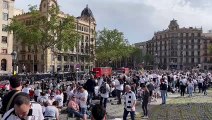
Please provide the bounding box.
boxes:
[0,70,211,120]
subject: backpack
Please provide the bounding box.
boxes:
[99,82,107,94]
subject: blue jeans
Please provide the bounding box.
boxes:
[80,107,87,115]
[123,109,135,120]
[87,92,94,105]
[161,90,167,104]
[67,108,83,118]
[100,97,108,108]
[188,86,193,96]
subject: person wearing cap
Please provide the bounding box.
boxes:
[67,95,83,118]
[0,76,22,115]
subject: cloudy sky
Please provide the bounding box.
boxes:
[15,0,212,44]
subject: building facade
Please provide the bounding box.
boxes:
[146,19,209,70]
[13,0,96,73]
[0,0,15,74]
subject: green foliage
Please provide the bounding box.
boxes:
[8,5,79,51]
[132,47,143,63]
[143,54,153,64]
[208,44,212,55]
[96,28,133,63]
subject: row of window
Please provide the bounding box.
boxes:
[148,39,201,46]
[77,25,89,33]
[158,58,201,63]
[155,32,201,39]
[56,55,89,62]
[21,54,38,61]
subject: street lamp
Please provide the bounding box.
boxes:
[32,50,35,74]
[155,53,158,70]
[76,68,79,82]
[11,50,17,75]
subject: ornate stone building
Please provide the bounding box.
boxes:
[146,19,206,70]
[0,0,15,74]
[13,0,96,73]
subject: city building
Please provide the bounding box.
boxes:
[146,19,210,70]
[0,0,15,74]
[13,0,96,73]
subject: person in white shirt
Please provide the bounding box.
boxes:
[193,78,198,93]
[2,92,44,120]
[99,79,110,108]
[114,77,124,104]
[198,76,204,93]
[187,79,194,97]
[22,84,31,94]
[34,87,42,102]
[37,92,48,106]
[54,90,64,108]
[78,86,88,120]
[44,101,59,120]
[123,85,136,120]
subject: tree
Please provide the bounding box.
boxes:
[143,54,154,65]
[8,5,79,72]
[96,28,133,66]
[208,45,212,55]
[131,47,143,68]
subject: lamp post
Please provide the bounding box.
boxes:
[76,68,79,82]
[155,53,158,70]
[11,50,17,75]
[32,50,35,74]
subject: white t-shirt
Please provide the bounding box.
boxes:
[2,102,44,120]
[79,90,88,108]
[100,83,110,98]
[34,89,42,97]
[193,79,197,85]
[37,96,48,105]
[114,79,124,91]
[187,82,194,87]
[22,87,31,94]
[139,77,145,84]
[44,106,59,118]
[54,95,64,107]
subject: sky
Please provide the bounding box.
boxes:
[15,0,212,44]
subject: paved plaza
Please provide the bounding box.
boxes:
[63,89,212,120]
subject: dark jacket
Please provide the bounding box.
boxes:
[0,90,21,115]
[142,90,150,102]
[84,79,96,93]
[160,83,168,91]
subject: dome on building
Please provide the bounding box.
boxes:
[169,19,179,30]
[81,5,95,21]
